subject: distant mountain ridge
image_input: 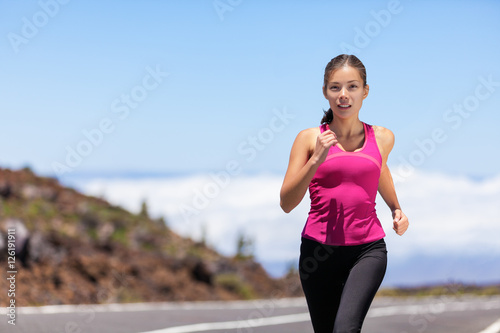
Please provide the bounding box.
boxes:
[0,167,301,306]
[383,254,500,287]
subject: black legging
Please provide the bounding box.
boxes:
[299,237,387,333]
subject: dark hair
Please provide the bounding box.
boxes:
[321,54,367,124]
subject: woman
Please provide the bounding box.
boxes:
[280,54,409,333]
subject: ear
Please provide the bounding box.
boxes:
[323,86,328,99]
[363,84,369,99]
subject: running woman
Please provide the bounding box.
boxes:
[280,54,409,333]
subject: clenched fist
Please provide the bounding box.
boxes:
[392,208,409,236]
[312,129,338,164]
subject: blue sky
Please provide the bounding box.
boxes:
[1,0,499,179]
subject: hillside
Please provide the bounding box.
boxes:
[0,167,302,306]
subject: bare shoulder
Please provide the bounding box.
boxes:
[297,127,321,139]
[294,126,321,145]
[372,125,395,156]
[292,127,320,153]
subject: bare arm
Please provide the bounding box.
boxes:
[280,128,338,213]
[375,126,409,236]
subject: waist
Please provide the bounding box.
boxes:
[303,207,385,246]
[301,235,386,251]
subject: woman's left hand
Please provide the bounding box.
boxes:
[392,209,409,236]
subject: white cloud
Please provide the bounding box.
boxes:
[71,169,500,280]
[384,167,500,260]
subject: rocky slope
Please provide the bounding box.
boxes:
[0,167,302,306]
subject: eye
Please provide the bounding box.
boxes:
[349,84,358,89]
[330,86,340,91]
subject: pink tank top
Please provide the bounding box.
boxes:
[301,122,386,246]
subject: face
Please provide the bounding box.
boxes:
[323,65,369,120]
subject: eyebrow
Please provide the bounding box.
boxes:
[329,80,360,84]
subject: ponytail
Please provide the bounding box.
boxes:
[321,108,333,124]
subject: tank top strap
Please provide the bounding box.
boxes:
[320,123,328,133]
[364,122,376,145]
[363,122,373,141]
[362,122,382,162]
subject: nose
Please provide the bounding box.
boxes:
[339,87,349,101]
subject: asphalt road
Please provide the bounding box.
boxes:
[1,295,500,333]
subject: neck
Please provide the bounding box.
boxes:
[329,117,363,138]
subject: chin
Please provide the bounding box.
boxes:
[332,110,358,119]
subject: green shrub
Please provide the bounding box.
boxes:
[215,273,255,299]
[111,227,128,246]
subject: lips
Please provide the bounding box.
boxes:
[338,104,351,110]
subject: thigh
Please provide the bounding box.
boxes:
[334,240,387,333]
[299,238,346,333]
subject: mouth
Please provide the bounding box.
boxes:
[337,104,351,110]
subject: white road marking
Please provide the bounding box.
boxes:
[368,298,500,317]
[140,298,500,333]
[478,318,500,333]
[140,312,311,333]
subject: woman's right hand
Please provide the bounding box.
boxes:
[311,130,338,165]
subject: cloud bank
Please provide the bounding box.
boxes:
[67,169,500,285]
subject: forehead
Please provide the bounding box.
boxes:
[328,65,362,83]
